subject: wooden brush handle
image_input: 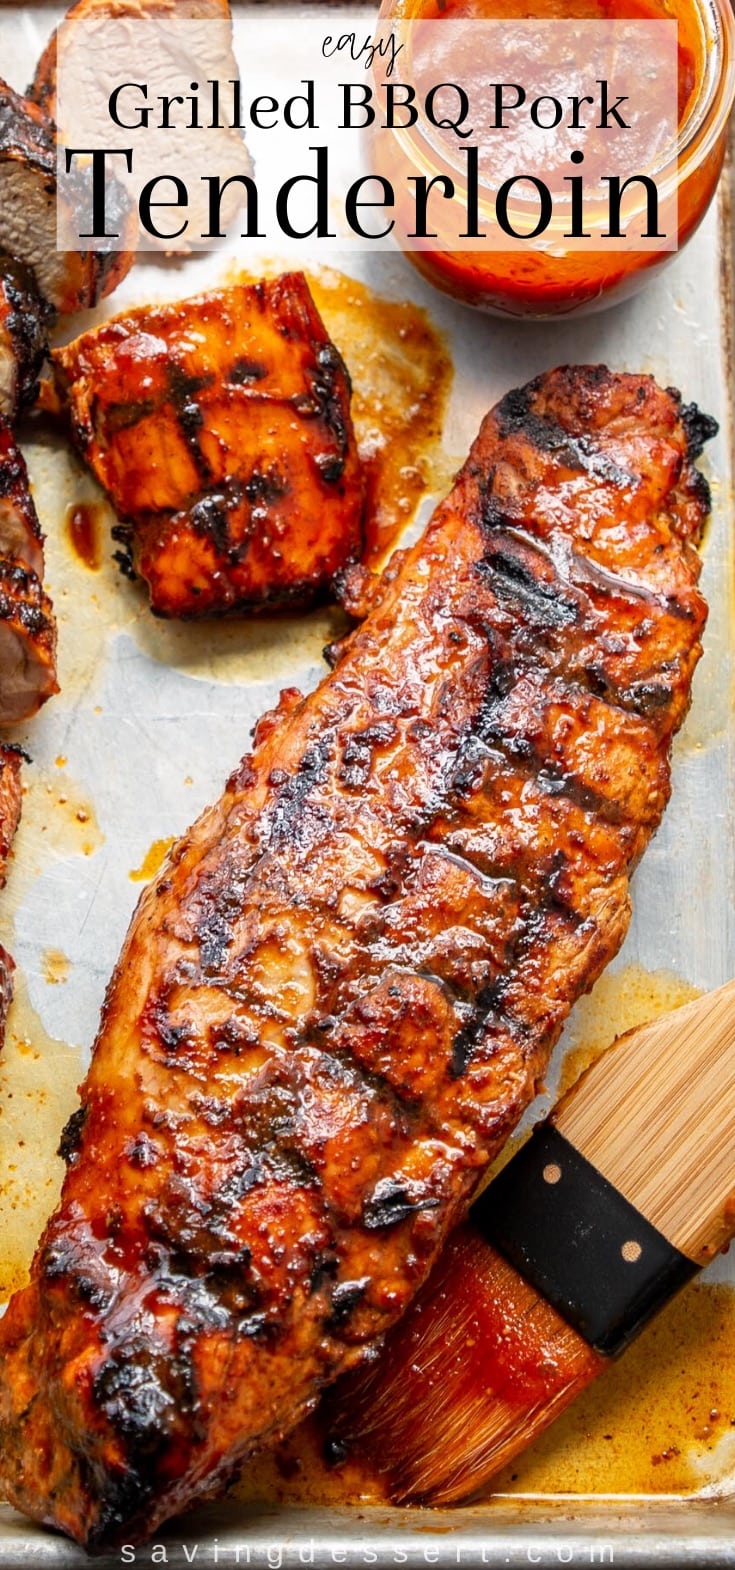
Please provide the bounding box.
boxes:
[554,977,735,1263]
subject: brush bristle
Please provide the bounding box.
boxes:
[323,1225,604,1504]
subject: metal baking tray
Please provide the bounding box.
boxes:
[1,3,734,1562]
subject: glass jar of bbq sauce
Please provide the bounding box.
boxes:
[374,0,735,317]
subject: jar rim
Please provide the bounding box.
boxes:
[666,0,735,194]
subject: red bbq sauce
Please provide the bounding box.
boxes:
[377,0,734,316]
[65,502,102,572]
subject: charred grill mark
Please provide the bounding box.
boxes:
[92,1336,195,1477]
[111,522,137,580]
[450,985,506,1078]
[305,343,351,484]
[363,1177,442,1230]
[199,902,238,976]
[85,1471,157,1557]
[0,562,53,636]
[470,533,690,724]
[149,1002,195,1061]
[267,734,337,852]
[245,468,289,507]
[327,1276,371,1325]
[42,1235,93,1288]
[474,479,507,536]
[684,465,713,517]
[535,761,623,821]
[476,548,580,630]
[451,706,624,840]
[209,1015,260,1055]
[309,1249,339,1292]
[461,509,698,748]
[0,461,21,499]
[229,357,267,384]
[188,492,237,559]
[102,398,157,436]
[142,1176,260,1276]
[677,398,719,459]
[493,384,636,487]
[448,876,587,1077]
[58,1104,88,1165]
[563,433,636,488]
[0,254,49,417]
[588,671,674,712]
[167,363,215,484]
[41,1248,113,1312]
[0,86,54,166]
[338,720,398,790]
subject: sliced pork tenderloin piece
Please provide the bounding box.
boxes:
[0,561,58,724]
[0,253,49,423]
[30,0,250,254]
[0,417,45,577]
[0,744,22,866]
[0,419,57,722]
[0,76,133,315]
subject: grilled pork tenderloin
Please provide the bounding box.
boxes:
[0,367,714,1549]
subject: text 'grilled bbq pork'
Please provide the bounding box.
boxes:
[53,274,365,617]
[0,368,713,1549]
[0,418,58,722]
[0,253,49,424]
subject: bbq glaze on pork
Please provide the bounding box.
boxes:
[0,369,713,1549]
[0,253,49,423]
[0,418,57,722]
[53,275,365,617]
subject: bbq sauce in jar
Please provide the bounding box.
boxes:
[376,0,735,316]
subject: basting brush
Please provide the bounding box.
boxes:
[323,978,735,1505]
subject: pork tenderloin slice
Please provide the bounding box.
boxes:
[0,76,133,315]
[0,559,58,723]
[0,416,45,577]
[0,252,49,424]
[31,0,250,256]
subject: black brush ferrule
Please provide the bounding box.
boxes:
[471,1124,698,1357]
